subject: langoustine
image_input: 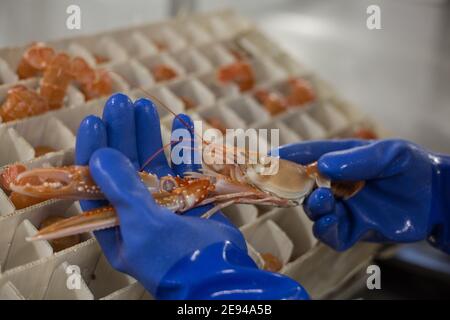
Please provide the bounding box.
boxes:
[253,77,316,116]
[39,53,73,110]
[16,43,55,79]
[4,141,364,241]
[151,64,178,82]
[3,43,113,122]
[0,85,50,122]
[71,57,112,100]
[217,60,255,92]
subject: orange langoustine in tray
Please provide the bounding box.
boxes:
[0,43,113,123]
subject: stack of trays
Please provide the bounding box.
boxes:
[0,10,385,299]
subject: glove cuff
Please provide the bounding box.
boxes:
[155,241,309,300]
[428,154,450,253]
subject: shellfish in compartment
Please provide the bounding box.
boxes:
[246,243,265,269]
[253,88,287,116]
[13,116,76,158]
[39,53,74,110]
[352,127,378,140]
[336,121,379,140]
[139,54,184,83]
[278,77,316,108]
[0,85,50,123]
[39,216,81,252]
[241,220,294,271]
[70,57,114,101]
[216,60,254,92]
[34,146,56,157]
[203,116,227,134]
[16,43,56,79]
[28,202,88,251]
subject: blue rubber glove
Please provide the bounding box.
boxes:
[76,93,308,299]
[277,139,450,253]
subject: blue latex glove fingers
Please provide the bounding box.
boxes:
[312,202,356,251]
[75,114,118,258]
[75,115,107,169]
[88,148,164,273]
[75,115,109,210]
[170,114,201,176]
[102,93,140,169]
[135,98,173,177]
[317,139,417,180]
[304,187,335,221]
[276,139,369,165]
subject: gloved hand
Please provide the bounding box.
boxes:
[277,139,450,253]
[76,93,309,299]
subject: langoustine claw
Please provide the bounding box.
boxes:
[9,165,160,200]
[0,164,47,209]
